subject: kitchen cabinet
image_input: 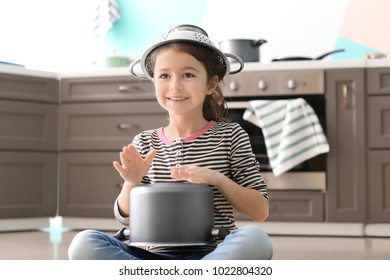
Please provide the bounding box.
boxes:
[59,152,122,217]
[0,100,58,151]
[59,77,167,217]
[235,190,324,222]
[0,73,59,218]
[267,191,324,221]
[367,68,390,222]
[368,151,390,222]
[0,152,57,218]
[60,76,155,102]
[325,69,366,222]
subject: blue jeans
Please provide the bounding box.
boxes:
[68,225,273,260]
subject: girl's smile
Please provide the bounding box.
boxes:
[167,96,188,102]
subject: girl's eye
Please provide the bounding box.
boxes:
[159,73,169,79]
[183,72,195,78]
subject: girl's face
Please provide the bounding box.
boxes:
[152,47,217,120]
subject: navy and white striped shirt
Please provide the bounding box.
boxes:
[114,121,268,234]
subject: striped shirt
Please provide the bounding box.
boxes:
[114,121,268,248]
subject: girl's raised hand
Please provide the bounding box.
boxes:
[113,144,156,186]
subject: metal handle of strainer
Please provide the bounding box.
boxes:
[224,53,245,75]
[129,59,148,79]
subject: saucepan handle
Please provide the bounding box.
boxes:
[112,227,130,241]
[212,226,230,240]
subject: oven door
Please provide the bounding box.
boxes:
[226,99,326,191]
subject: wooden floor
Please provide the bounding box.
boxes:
[1,230,389,260]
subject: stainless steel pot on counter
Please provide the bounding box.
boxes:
[219,39,267,62]
[129,183,224,246]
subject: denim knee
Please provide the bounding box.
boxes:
[68,229,100,260]
[203,224,273,260]
[234,225,273,259]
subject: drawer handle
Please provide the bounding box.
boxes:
[118,85,129,92]
[118,85,141,92]
[117,123,140,130]
[342,84,349,109]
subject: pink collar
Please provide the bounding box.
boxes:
[157,121,216,145]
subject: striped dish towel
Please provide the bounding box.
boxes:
[243,98,329,176]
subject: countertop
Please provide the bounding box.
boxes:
[0,64,59,79]
[2,59,390,79]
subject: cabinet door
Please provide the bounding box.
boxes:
[368,151,390,222]
[368,96,390,148]
[367,68,390,95]
[0,100,58,151]
[325,69,366,222]
[0,73,59,103]
[0,152,57,218]
[59,153,123,217]
[60,101,167,150]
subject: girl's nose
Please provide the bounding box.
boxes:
[170,76,183,91]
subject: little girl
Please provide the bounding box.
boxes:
[68,24,273,260]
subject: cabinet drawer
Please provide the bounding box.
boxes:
[0,152,57,218]
[61,77,155,102]
[368,96,390,148]
[59,153,123,217]
[60,101,167,150]
[0,73,59,102]
[267,191,324,221]
[0,100,58,151]
[367,68,390,95]
[234,191,324,222]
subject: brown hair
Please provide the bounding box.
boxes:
[145,43,229,123]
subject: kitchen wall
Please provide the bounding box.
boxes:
[0,0,96,71]
[0,0,388,72]
[108,0,388,63]
[336,0,390,59]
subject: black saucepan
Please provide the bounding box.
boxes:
[128,183,227,246]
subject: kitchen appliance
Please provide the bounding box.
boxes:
[129,183,224,246]
[223,69,327,190]
[272,49,345,62]
[219,39,267,62]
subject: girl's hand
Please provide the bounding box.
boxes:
[170,165,221,186]
[113,144,156,186]
[172,165,269,222]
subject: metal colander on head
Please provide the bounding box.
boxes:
[129,24,244,81]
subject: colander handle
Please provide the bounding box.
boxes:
[225,53,244,75]
[129,59,148,79]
